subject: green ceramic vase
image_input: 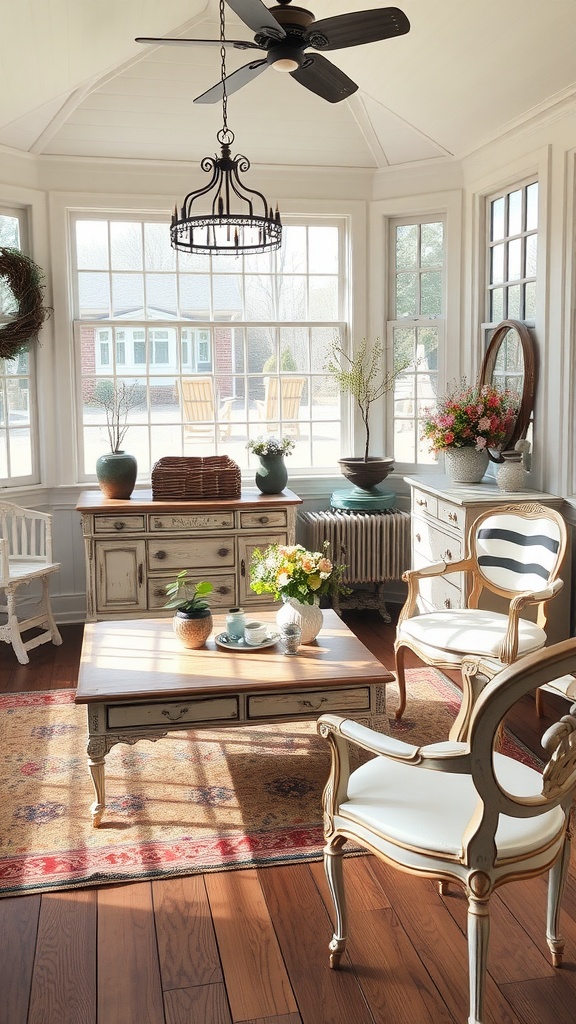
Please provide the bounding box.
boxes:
[254,454,288,494]
[96,450,138,499]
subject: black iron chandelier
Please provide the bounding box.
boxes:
[170,0,282,256]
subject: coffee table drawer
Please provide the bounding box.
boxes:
[107,696,239,728]
[248,686,371,720]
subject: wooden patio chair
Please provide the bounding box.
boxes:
[255,376,305,436]
[180,377,233,438]
[0,501,62,664]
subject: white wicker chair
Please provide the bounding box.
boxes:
[0,501,62,664]
[318,638,576,1024]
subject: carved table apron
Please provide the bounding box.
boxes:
[75,609,393,826]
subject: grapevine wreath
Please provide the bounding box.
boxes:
[0,247,52,359]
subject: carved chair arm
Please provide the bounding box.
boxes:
[499,581,564,663]
[318,715,471,773]
[399,557,475,623]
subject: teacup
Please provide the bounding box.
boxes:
[244,620,269,645]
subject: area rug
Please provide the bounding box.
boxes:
[0,669,540,897]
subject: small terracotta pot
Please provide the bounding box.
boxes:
[173,609,213,649]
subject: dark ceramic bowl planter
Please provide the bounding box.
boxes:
[96,450,137,499]
[338,456,395,491]
[255,453,288,494]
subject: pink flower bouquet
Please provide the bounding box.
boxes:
[421,380,518,453]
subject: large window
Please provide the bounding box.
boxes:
[72,216,347,478]
[387,217,445,466]
[0,208,36,487]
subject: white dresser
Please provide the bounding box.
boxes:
[404,475,571,645]
[77,488,302,622]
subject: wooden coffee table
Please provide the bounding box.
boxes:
[75,609,393,826]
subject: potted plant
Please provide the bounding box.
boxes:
[250,542,349,643]
[246,435,295,494]
[95,380,142,499]
[165,572,214,649]
[325,337,408,491]
[421,378,518,484]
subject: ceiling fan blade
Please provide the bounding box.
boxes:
[135,36,263,51]
[225,0,286,40]
[194,59,269,104]
[305,7,410,51]
[290,54,358,104]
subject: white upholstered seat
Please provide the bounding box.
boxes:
[394,502,567,720]
[319,638,576,1024]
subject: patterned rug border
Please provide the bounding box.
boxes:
[0,674,542,897]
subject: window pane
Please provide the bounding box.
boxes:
[76,220,109,270]
[508,190,522,235]
[491,287,504,322]
[309,226,338,273]
[526,234,537,277]
[146,274,177,318]
[245,275,274,320]
[491,197,505,241]
[213,274,242,319]
[309,276,338,319]
[491,244,505,284]
[526,183,538,231]
[394,327,416,369]
[278,276,306,320]
[396,224,417,269]
[508,238,522,281]
[112,273,144,316]
[180,275,210,317]
[144,223,175,271]
[396,273,417,317]
[78,272,110,317]
[280,227,307,273]
[507,283,521,319]
[420,271,442,315]
[421,222,443,267]
[111,222,143,271]
[0,214,20,247]
[525,280,536,319]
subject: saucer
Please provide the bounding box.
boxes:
[214,632,279,651]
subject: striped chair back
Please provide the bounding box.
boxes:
[472,504,566,594]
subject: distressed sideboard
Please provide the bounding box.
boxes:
[76,488,302,622]
[404,475,571,646]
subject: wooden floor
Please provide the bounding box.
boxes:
[1,614,575,1024]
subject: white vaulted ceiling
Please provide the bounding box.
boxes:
[2,0,576,170]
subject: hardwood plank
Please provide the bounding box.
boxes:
[28,889,97,1024]
[153,874,223,990]
[258,863,375,1024]
[164,983,232,1024]
[97,882,164,1024]
[243,1015,302,1024]
[0,895,41,1024]
[205,869,297,1022]
[501,973,576,1024]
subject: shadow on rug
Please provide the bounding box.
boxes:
[0,668,540,896]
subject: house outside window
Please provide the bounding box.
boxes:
[387,216,445,466]
[73,215,347,479]
[0,208,37,486]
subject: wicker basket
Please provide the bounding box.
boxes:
[151,456,241,501]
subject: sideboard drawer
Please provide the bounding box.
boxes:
[248,686,371,720]
[412,489,438,518]
[413,521,462,565]
[107,696,239,729]
[148,537,235,570]
[150,513,234,532]
[94,515,146,534]
[240,510,288,530]
[437,499,466,533]
[147,573,236,609]
[417,572,463,612]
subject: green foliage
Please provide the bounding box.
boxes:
[263,347,298,373]
[164,572,213,613]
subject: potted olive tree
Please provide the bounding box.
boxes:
[325,337,408,491]
[165,572,214,649]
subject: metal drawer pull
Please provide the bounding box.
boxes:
[241,559,246,577]
[161,706,190,722]
[216,585,231,594]
[448,512,458,522]
[218,546,230,558]
[138,564,143,585]
[154,549,167,560]
[258,515,270,524]
[444,598,451,608]
[297,696,329,711]
[114,521,125,531]
[415,532,421,543]
[442,549,452,561]
[416,498,427,507]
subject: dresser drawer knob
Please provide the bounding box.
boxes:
[416,498,427,507]
[259,515,270,524]
[448,512,458,522]
[442,549,453,561]
[218,546,230,558]
[114,521,125,531]
[216,585,231,595]
[444,598,451,609]
[415,532,421,543]
[154,549,167,560]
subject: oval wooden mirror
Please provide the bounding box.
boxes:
[478,319,536,462]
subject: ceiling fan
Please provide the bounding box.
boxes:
[136,0,410,105]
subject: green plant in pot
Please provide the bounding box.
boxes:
[165,573,214,649]
[95,380,142,500]
[325,337,409,492]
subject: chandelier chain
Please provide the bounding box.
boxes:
[219,0,228,136]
